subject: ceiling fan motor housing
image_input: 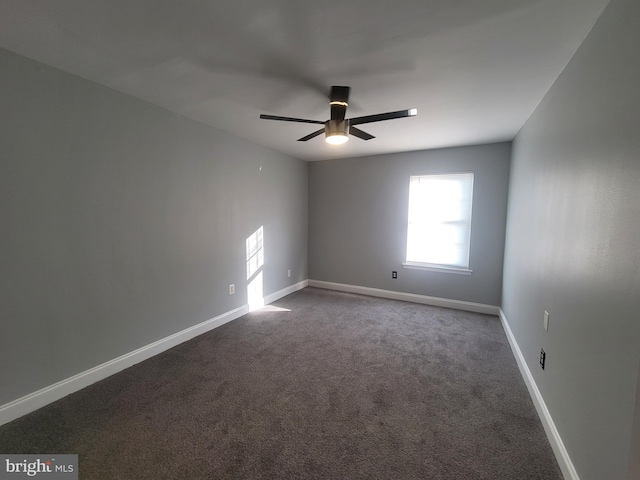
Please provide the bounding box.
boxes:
[330,86,350,121]
[325,119,349,137]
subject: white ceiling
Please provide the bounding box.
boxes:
[0,0,610,161]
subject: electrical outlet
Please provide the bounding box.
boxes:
[229,284,235,295]
[392,271,398,279]
[543,311,550,331]
[540,349,546,370]
[287,269,291,278]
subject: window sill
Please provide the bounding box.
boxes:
[402,262,472,275]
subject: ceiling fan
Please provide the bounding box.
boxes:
[259,86,417,145]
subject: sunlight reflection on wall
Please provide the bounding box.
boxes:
[246,226,264,311]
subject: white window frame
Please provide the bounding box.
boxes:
[403,172,474,274]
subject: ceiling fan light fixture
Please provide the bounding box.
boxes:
[325,120,349,145]
[325,133,349,145]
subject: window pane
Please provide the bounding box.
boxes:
[406,173,473,268]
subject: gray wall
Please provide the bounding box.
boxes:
[0,48,308,406]
[308,143,511,306]
[631,363,640,480]
[501,0,640,478]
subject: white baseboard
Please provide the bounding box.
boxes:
[498,309,579,480]
[0,280,307,427]
[264,279,308,305]
[308,279,500,316]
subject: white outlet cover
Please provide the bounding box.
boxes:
[543,311,550,331]
[229,284,235,295]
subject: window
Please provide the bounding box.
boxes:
[404,172,474,273]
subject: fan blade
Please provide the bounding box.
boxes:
[349,126,375,141]
[349,108,417,126]
[260,114,325,125]
[330,86,351,122]
[298,128,325,142]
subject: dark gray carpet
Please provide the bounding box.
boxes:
[0,287,563,479]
